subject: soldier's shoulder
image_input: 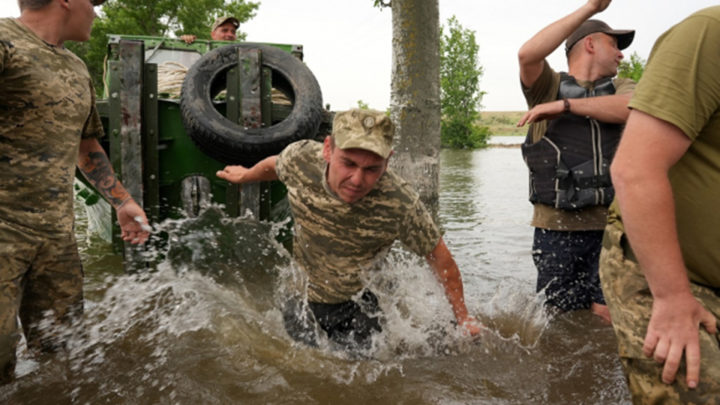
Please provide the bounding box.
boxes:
[378,169,420,206]
[280,139,322,163]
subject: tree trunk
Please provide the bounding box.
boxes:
[389,0,441,216]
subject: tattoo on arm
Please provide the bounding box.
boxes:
[78,151,130,207]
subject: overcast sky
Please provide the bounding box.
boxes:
[2,1,716,111]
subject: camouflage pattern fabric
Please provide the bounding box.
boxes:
[332,109,394,159]
[0,18,104,236]
[0,220,84,384]
[276,140,442,304]
[600,224,720,404]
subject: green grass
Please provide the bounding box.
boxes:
[478,111,527,137]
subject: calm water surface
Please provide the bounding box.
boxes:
[1,139,631,404]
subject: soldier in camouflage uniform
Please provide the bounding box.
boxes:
[599,6,720,403]
[0,0,149,383]
[217,108,482,350]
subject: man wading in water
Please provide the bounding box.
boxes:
[517,0,635,322]
[217,109,482,350]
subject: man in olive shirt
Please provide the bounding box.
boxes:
[600,6,720,402]
[217,109,481,350]
[517,0,634,322]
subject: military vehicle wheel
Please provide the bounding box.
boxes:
[180,43,323,165]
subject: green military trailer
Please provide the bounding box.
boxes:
[75,35,330,269]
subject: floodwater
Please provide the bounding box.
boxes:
[0,137,631,404]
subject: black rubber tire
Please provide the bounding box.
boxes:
[180,43,323,165]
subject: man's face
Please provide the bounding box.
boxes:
[322,137,389,204]
[66,0,96,42]
[211,22,237,41]
[593,33,624,77]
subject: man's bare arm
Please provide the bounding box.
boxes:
[216,156,279,184]
[518,0,611,88]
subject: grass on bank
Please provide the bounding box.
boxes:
[479,111,526,137]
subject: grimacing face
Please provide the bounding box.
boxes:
[322,137,389,204]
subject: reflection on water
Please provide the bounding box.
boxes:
[0,144,630,404]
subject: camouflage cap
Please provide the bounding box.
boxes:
[332,109,394,158]
[92,0,106,5]
[212,16,240,32]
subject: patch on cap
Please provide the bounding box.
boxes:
[332,109,394,159]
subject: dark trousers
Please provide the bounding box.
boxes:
[532,228,605,311]
[283,291,382,351]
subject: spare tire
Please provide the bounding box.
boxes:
[180,43,323,165]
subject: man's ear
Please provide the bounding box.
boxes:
[583,35,596,54]
[322,136,332,163]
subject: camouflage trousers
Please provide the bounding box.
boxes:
[599,224,720,405]
[0,219,83,384]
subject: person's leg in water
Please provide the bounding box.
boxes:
[310,291,382,350]
[283,291,382,351]
[533,228,610,322]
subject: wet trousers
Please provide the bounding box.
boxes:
[600,224,720,404]
[532,228,605,311]
[283,290,382,351]
[0,220,83,384]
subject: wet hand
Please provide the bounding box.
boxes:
[642,292,717,388]
[459,316,484,337]
[116,199,151,244]
[217,165,250,184]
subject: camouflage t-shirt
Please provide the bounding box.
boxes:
[0,18,104,235]
[276,140,442,304]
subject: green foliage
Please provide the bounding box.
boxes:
[441,118,490,149]
[372,0,391,9]
[66,0,259,95]
[356,100,370,109]
[617,52,646,82]
[440,16,488,149]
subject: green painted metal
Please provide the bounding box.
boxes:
[88,35,302,255]
[142,63,160,224]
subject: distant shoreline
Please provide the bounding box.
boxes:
[479,110,526,137]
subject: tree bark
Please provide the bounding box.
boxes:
[389,0,441,216]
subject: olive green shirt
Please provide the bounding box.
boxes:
[607,7,720,288]
[522,61,635,231]
[0,18,104,235]
[276,140,442,303]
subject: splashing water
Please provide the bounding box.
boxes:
[1,146,631,404]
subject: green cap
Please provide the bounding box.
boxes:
[332,109,394,158]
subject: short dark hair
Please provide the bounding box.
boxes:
[18,0,53,11]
